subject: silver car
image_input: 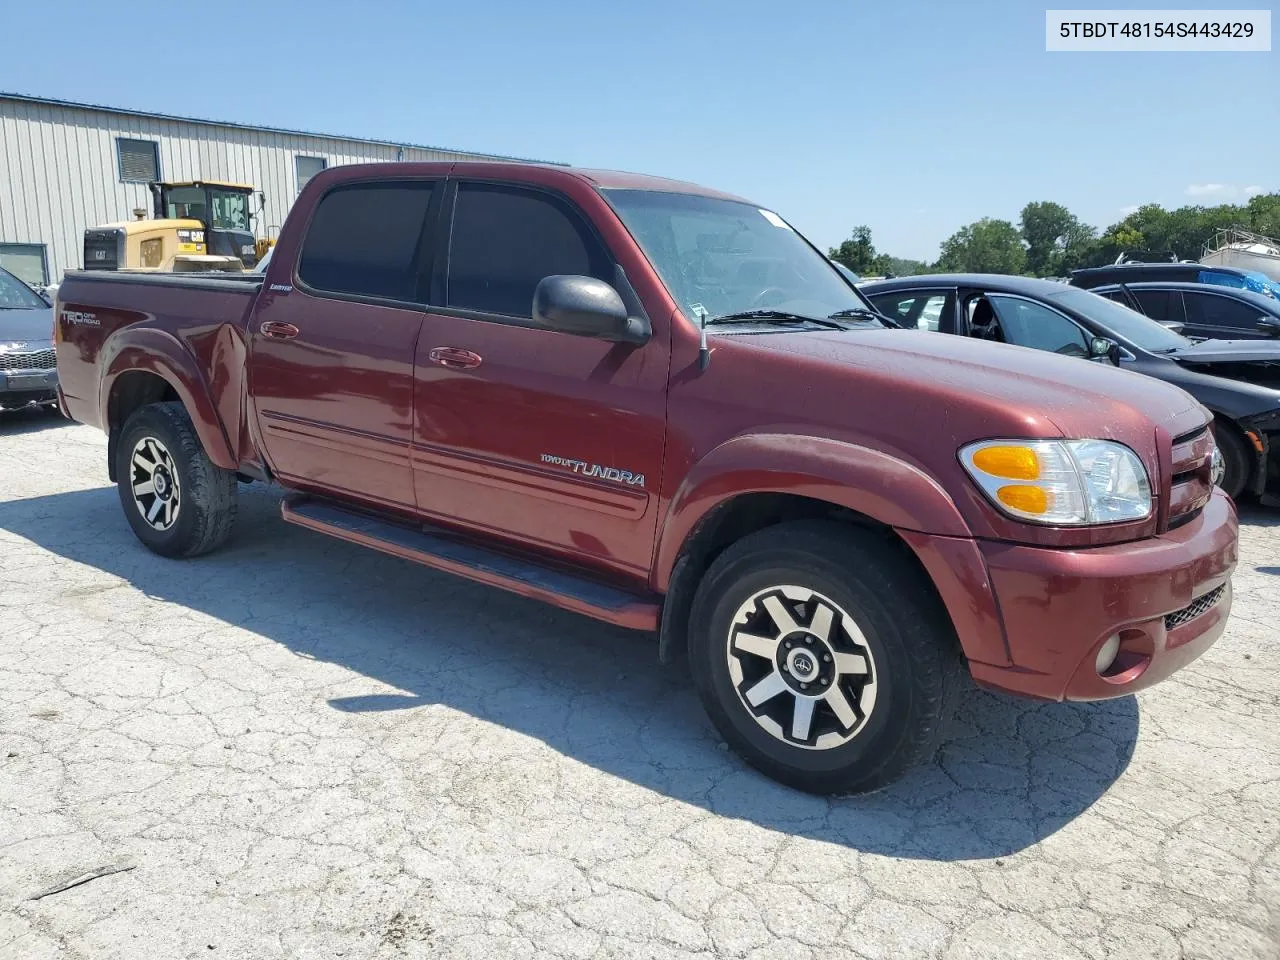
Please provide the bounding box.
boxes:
[0,265,58,411]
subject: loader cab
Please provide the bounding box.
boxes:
[152,181,262,269]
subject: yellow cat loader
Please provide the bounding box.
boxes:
[83,181,266,273]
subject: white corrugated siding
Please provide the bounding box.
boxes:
[0,96,535,282]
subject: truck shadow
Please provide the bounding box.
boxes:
[0,484,1138,861]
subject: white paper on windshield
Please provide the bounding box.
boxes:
[758,209,791,229]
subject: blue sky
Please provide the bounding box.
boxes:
[3,0,1276,260]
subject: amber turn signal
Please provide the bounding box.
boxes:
[996,484,1049,514]
[970,445,1040,481]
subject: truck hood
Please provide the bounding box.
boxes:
[755,327,1208,441]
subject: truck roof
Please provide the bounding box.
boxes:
[312,161,750,203]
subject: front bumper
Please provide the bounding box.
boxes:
[968,489,1238,702]
[0,367,59,404]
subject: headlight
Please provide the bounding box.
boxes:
[960,439,1152,525]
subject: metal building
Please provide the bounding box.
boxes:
[0,92,548,286]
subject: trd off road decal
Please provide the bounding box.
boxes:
[541,454,645,488]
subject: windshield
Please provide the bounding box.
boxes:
[210,189,251,232]
[1047,287,1190,352]
[603,189,873,323]
[0,267,46,309]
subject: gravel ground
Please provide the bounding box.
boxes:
[1,407,1277,960]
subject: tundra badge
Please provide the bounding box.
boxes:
[541,454,645,488]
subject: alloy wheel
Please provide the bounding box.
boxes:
[129,436,181,531]
[725,585,877,750]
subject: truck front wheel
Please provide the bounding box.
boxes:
[115,402,238,558]
[688,521,962,795]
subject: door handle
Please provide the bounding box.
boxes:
[260,320,300,340]
[429,347,483,369]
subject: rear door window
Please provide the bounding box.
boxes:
[1183,291,1265,333]
[447,183,612,318]
[298,181,436,302]
[985,295,1091,357]
[866,290,954,332]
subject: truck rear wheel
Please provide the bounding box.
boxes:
[688,521,962,795]
[115,402,238,558]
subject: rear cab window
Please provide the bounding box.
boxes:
[297,181,437,303]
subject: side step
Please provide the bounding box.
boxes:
[280,497,661,631]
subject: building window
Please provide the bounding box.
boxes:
[296,156,327,193]
[0,243,49,287]
[117,138,160,183]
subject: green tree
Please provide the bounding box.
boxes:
[936,218,1027,274]
[829,226,880,274]
[1019,201,1096,276]
[882,256,931,277]
[1244,193,1280,237]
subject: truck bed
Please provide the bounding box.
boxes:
[54,269,264,436]
[59,269,265,293]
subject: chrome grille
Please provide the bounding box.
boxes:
[0,349,55,371]
[1165,584,1226,631]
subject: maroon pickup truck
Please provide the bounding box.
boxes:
[54,162,1238,794]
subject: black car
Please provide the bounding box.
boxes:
[0,265,59,412]
[862,274,1280,499]
[1091,281,1280,341]
[1070,261,1280,306]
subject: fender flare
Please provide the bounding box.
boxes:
[99,327,237,471]
[653,433,972,591]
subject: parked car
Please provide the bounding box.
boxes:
[0,264,59,411]
[1091,281,1280,341]
[55,163,1237,794]
[1070,262,1280,301]
[862,274,1279,499]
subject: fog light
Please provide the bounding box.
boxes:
[1095,634,1121,674]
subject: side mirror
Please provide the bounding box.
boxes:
[532,275,651,345]
[1256,318,1280,338]
[1089,336,1120,365]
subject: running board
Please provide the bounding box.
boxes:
[280,497,660,631]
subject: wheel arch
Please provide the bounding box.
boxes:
[100,330,237,481]
[654,434,975,664]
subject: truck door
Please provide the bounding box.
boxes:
[412,179,669,580]
[248,179,439,512]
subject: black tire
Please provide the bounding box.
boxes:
[115,401,237,558]
[1214,420,1251,500]
[688,521,962,795]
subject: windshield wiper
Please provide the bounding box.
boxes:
[827,306,897,327]
[706,310,850,331]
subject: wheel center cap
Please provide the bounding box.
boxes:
[787,648,819,682]
[154,472,169,497]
